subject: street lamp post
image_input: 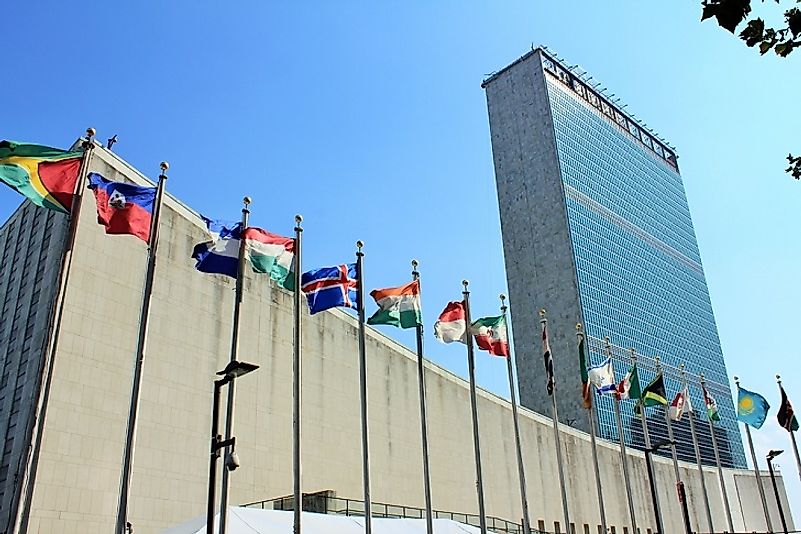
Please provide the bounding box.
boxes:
[206,360,259,534]
[644,439,673,534]
[767,449,789,534]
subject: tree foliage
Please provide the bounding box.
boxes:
[701,0,801,179]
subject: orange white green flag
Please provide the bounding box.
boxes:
[0,141,84,213]
[367,280,422,329]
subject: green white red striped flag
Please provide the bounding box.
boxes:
[470,315,509,357]
[243,227,295,290]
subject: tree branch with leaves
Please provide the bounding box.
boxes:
[702,0,800,179]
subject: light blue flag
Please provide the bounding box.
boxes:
[737,386,770,429]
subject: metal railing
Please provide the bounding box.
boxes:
[241,493,528,533]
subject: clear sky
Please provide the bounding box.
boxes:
[3,0,799,523]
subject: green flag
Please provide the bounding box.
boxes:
[579,336,591,408]
[618,364,641,400]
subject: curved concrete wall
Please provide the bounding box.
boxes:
[13,147,792,533]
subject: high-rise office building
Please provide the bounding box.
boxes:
[483,48,746,468]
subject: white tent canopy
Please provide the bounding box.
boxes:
[161,507,496,534]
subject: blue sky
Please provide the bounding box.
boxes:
[3,0,799,522]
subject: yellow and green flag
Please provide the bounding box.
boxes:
[0,141,84,213]
[641,372,668,407]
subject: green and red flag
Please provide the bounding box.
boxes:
[702,382,721,422]
[367,280,422,329]
[579,334,592,409]
[470,314,509,357]
[243,227,295,289]
[617,364,642,401]
[0,141,84,213]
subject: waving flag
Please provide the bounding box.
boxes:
[702,383,721,422]
[301,264,358,315]
[88,173,157,242]
[588,357,616,396]
[669,388,690,421]
[367,280,422,329]
[244,227,295,290]
[434,301,466,344]
[641,373,668,407]
[737,386,770,429]
[617,365,641,401]
[778,385,799,432]
[0,141,83,213]
[579,334,592,408]
[470,315,509,357]
[192,218,243,278]
[542,321,554,396]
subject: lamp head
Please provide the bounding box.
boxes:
[767,449,784,461]
[217,360,259,379]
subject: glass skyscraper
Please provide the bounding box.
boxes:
[483,48,746,468]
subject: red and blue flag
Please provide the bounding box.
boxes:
[88,173,156,243]
[301,263,358,315]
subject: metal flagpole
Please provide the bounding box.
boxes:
[632,349,663,534]
[655,357,691,534]
[115,161,169,534]
[578,325,606,534]
[680,365,713,533]
[292,215,303,534]
[540,310,571,534]
[355,241,373,533]
[411,260,434,534]
[776,375,801,482]
[217,197,251,534]
[606,338,638,534]
[462,280,488,534]
[13,128,96,534]
[734,375,773,533]
[501,295,531,534]
[701,373,734,533]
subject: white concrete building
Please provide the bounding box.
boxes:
[0,144,793,533]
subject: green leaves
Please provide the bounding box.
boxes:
[740,18,765,46]
[700,1,800,182]
[701,0,752,32]
[702,0,800,57]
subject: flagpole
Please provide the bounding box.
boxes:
[735,375,773,532]
[540,310,571,534]
[776,375,801,482]
[462,280,488,534]
[701,373,734,533]
[355,241,373,533]
[411,260,434,534]
[606,338,638,534]
[632,349,663,534]
[217,196,251,534]
[13,128,96,534]
[292,215,303,534]
[681,364,713,533]
[501,295,531,534]
[655,356,691,534]
[578,326,606,534]
[115,161,169,534]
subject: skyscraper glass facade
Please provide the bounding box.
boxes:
[540,54,746,468]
